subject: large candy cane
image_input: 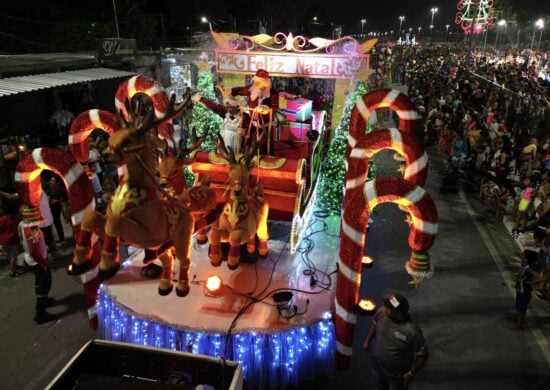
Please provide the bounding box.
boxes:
[115,75,175,153]
[347,128,428,188]
[14,148,98,327]
[69,109,119,162]
[348,88,418,146]
[335,176,438,369]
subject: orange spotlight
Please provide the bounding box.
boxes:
[358,299,376,314]
[204,274,223,297]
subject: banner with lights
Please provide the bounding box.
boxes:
[212,32,376,79]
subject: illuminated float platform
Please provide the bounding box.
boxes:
[97,218,340,388]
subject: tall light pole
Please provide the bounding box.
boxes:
[531,18,543,51]
[112,0,120,38]
[537,19,545,51]
[430,7,438,26]
[399,16,405,35]
[361,19,366,35]
[495,20,506,47]
[201,16,213,32]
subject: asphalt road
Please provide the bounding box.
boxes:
[0,146,549,389]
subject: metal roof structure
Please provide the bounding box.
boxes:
[0,67,136,97]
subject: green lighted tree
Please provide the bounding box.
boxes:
[186,72,222,152]
[317,81,376,214]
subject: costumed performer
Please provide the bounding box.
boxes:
[221,69,278,151]
[192,94,244,154]
[18,206,57,324]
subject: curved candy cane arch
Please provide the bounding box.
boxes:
[14,148,98,327]
[348,88,418,146]
[347,128,428,188]
[115,75,175,153]
[69,109,119,162]
[335,89,438,369]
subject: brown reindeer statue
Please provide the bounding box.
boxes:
[69,94,216,297]
[208,133,269,270]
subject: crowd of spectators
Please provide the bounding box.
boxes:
[404,47,550,301]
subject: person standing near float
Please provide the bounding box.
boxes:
[18,206,57,324]
[192,94,244,154]
[363,294,429,390]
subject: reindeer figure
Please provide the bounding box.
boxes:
[70,94,216,297]
[209,134,269,270]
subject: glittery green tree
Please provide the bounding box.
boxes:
[186,72,222,152]
[318,81,377,214]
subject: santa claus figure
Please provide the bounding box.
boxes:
[223,69,279,152]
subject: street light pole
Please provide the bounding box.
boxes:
[446,24,450,42]
[201,16,213,32]
[399,16,405,36]
[361,19,366,35]
[537,22,545,51]
[112,0,120,38]
[495,20,506,48]
[530,19,543,51]
[430,7,438,42]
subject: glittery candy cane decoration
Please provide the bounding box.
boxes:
[69,109,120,162]
[115,75,175,153]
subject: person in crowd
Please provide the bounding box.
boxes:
[18,206,57,324]
[0,201,22,277]
[364,294,428,390]
[510,249,542,330]
[512,175,535,236]
[49,104,74,143]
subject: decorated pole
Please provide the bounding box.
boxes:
[335,88,438,369]
[14,148,98,327]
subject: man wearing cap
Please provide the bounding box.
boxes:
[363,294,428,389]
[192,93,244,154]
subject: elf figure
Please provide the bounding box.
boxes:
[18,206,56,324]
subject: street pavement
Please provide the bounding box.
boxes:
[0,145,549,389]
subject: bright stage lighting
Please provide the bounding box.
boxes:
[204,274,223,297]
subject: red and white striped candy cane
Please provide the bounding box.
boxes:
[14,148,98,327]
[335,175,438,369]
[348,88,418,148]
[115,75,175,154]
[347,128,428,188]
[69,109,120,162]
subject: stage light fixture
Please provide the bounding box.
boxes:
[362,255,374,267]
[273,291,296,318]
[204,274,223,297]
[358,299,376,314]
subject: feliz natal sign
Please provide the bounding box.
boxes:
[215,49,366,79]
[211,32,375,79]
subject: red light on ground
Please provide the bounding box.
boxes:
[205,274,223,295]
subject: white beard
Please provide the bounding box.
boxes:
[249,84,268,104]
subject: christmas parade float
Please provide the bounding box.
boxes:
[14,30,438,388]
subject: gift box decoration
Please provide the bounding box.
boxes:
[278,92,312,122]
[276,122,312,142]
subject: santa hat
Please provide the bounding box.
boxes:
[254,69,270,80]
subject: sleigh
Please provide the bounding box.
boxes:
[190,110,325,253]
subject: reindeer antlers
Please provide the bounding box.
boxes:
[179,126,206,158]
[118,92,194,134]
[212,134,236,164]
[242,131,264,167]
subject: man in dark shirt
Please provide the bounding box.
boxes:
[364,294,428,390]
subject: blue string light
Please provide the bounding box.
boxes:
[97,288,336,388]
